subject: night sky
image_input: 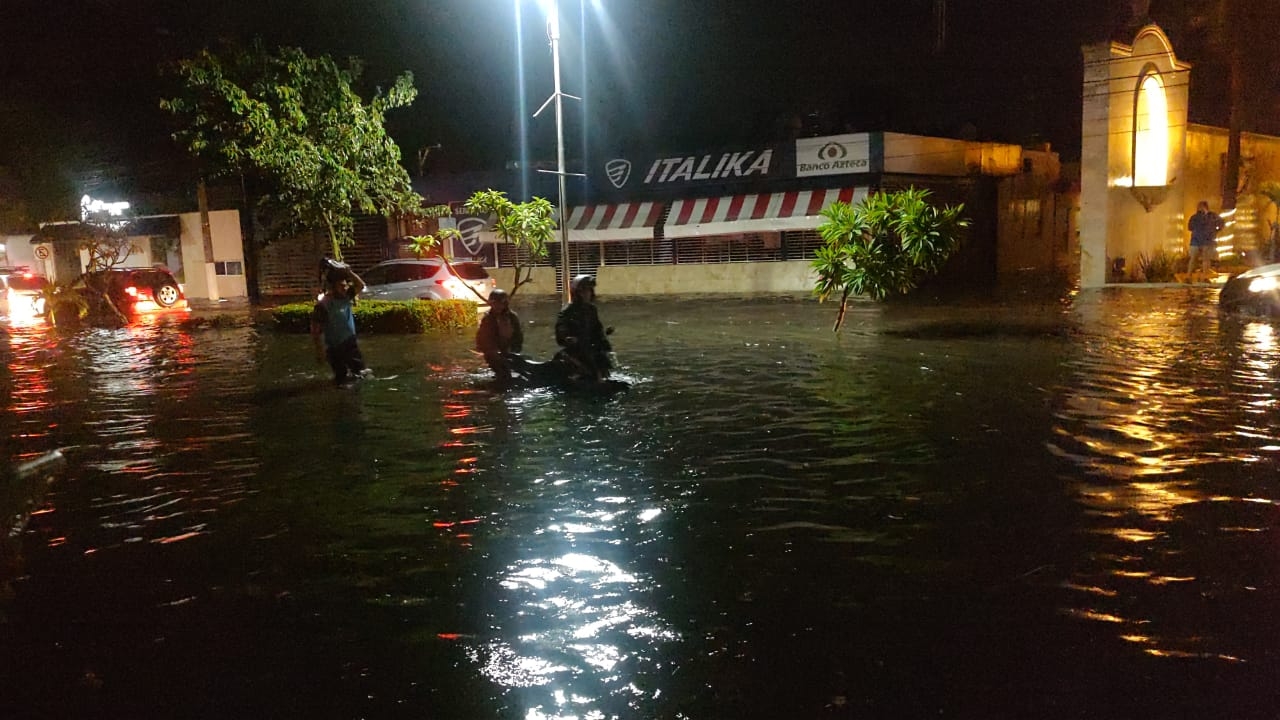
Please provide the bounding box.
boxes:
[0,0,1266,204]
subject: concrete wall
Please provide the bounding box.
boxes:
[488,266,559,296]
[178,209,247,300]
[1,235,37,270]
[1184,126,1280,258]
[884,133,1023,177]
[492,262,816,297]
[603,261,816,295]
[996,150,1075,280]
[1079,25,1191,286]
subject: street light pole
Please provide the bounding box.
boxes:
[533,0,581,303]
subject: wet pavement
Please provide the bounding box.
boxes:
[2,287,1279,719]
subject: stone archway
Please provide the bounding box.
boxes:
[1079,25,1191,286]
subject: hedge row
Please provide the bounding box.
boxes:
[271,299,478,333]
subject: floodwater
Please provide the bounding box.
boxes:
[2,289,1279,719]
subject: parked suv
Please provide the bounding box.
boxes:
[82,267,188,314]
[360,259,496,303]
[0,266,48,321]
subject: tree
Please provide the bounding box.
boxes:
[1157,0,1280,209]
[812,187,969,332]
[35,222,140,326]
[408,190,555,299]
[160,42,426,260]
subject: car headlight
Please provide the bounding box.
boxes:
[1248,276,1280,293]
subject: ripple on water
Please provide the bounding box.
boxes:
[3,292,1280,717]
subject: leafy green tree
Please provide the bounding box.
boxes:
[160,41,426,260]
[408,189,555,299]
[813,187,969,332]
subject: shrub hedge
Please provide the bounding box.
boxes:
[271,299,478,333]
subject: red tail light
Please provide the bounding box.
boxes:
[124,286,138,297]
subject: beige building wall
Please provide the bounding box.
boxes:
[491,262,818,297]
[178,209,247,300]
[884,133,1023,177]
[1183,126,1280,259]
[1079,25,1191,286]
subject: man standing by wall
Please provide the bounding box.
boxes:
[1187,200,1224,280]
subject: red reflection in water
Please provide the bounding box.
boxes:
[5,325,57,446]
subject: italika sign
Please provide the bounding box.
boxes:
[602,148,776,191]
[795,134,871,177]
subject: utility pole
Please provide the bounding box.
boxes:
[533,1,584,303]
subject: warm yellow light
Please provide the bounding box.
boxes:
[1134,74,1169,186]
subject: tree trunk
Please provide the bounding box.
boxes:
[832,289,851,332]
[197,178,215,263]
[238,173,262,305]
[1222,42,1244,211]
[325,216,342,261]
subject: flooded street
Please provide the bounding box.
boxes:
[3,288,1280,719]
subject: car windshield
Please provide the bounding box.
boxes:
[451,262,490,280]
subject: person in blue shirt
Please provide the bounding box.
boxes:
[1187,200,1224,279]
[311,261,368,385]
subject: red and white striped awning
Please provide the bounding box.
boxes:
[567,201,664,242]
[663,187,868,239]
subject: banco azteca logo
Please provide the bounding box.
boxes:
[605,159,632,189]
[818,142,848,161]
[457,217,487,255]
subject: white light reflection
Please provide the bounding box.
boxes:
[470,483,677,719]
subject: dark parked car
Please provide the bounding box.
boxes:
[81,267,188,314]
[1219,263,1280,316]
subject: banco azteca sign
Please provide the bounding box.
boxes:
[795,133,871,177]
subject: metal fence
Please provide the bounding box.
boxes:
[492,229,824,271]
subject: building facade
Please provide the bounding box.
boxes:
[415,131,1071,296]
[1079,24,1280,286]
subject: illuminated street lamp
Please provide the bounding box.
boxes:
[532,0,582,303]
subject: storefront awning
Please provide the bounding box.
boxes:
[567,202,664,242]
[663,187,868,239]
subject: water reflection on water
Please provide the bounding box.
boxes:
[2,289,1280,718]
[1050,290,1280,678]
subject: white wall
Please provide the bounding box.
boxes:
[1,234,37,270]
[493,262,818,297]
[178,209,246,300]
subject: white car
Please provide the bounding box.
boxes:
[359,259,496,303]
[0,267,48,322]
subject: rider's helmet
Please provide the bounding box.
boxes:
[488,288,510,306]
[569,274,596,300]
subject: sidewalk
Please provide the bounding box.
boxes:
[187,297,254,313]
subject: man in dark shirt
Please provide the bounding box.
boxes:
[1187,200,1224,279]
[554,274,612,382]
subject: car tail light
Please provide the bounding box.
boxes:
[124,286,138,297]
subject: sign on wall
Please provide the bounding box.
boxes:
[795,134,871,177]
[595,145,783,194]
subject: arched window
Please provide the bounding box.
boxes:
[1133,71,1169,187]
